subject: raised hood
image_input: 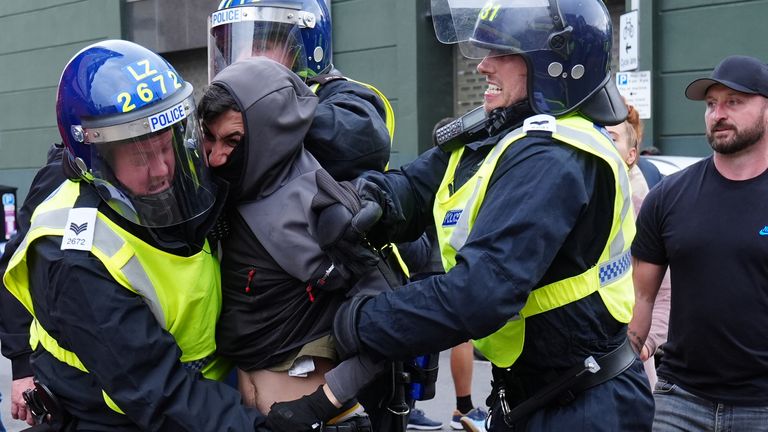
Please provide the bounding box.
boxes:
[211,57,318,201]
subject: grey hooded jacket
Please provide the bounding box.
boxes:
[211,58,366,370]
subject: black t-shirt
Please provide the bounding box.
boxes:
[632,156,768,405]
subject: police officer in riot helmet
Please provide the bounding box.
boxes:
[3,39,268,430]
[312,0,654,430]
[208,0,392,181]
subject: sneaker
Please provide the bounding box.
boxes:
[407,408,443,430]
[451,407,488,430]
[458,407,488,432]
[450,409,465,430]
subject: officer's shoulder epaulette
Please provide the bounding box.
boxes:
[306,74,348,86]
[522,114,557,135]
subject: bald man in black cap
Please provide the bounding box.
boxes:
[629,54,768,431]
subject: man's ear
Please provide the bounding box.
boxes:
[626,147,638,168]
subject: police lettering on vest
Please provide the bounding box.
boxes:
[442,209,462,226]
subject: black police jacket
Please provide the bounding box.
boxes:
[307,78,391,181]
[354,120,627,372]
[15,181,264,431]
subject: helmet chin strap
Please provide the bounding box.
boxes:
[130,187,182,228]
[485,100,535,136]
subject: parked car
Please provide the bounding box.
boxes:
[643,155,703,176]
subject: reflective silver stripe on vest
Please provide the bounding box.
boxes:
[121,255,166,327]
[449,178,484,252]
[554,122,632,258]
[17,208,72,258]
[27,207,167,328]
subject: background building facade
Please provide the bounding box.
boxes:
[1,0,767,203]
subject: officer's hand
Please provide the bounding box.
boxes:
[12,376,36,425]
[316,202,381,280]
[267,386,340,432]
[312,170,383,280]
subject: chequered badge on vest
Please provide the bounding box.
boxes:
[598,250,631,286]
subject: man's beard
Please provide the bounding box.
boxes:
[707,116,765,155]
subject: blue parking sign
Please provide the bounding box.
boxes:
[2,193,13,206]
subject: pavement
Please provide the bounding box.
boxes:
[1,349,491,432]
[410,350,492,431]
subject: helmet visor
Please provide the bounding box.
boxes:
[83,96,216,228]
[208,5,312,80]
[431,0,555,59]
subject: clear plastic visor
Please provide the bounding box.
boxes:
[83,97,216,228]
[208,6,312,80]
[431,0,555,59]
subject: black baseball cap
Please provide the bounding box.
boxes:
[685,55,768,100]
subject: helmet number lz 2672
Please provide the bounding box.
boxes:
[116,59,183,113]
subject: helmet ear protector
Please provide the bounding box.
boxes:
[208,0,332,81]
[56,39,216,227]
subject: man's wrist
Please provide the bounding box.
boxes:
[322,384,342,408]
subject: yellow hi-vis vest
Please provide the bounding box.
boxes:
[3,180,228,413]
[310,78,412,277]
[433,114,636,368]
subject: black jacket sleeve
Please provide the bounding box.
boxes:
[360,146,452,246]
[29,236,264,431]
[352,139,600,359]
[0,144,66,378]
[306,79,391,181]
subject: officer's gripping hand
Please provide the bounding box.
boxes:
[12,376,36,425]
[312,170,383,280]
[267,385,340,432]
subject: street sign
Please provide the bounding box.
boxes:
[616,71,652,119]
[619,10,639,72]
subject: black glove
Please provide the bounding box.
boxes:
[333,294,374,360]
[267,386,339,432]
[312,170,383,280]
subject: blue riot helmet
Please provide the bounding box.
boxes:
[432,0,617,117]
[208,0,332,81]
[56,39,216,228]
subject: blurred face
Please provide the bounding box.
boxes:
[477,54,528,113]
[606,122,638,168]
[202,109,244,167]
[243,42,295,69]
[110,129,175,196]
[705,84,768,155]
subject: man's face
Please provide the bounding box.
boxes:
[606,122,638,168]
[202,109,245,168]
[110,129,176,196]
[477,54,528,113]
[247,43,295,70]
[705,84,768,155]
